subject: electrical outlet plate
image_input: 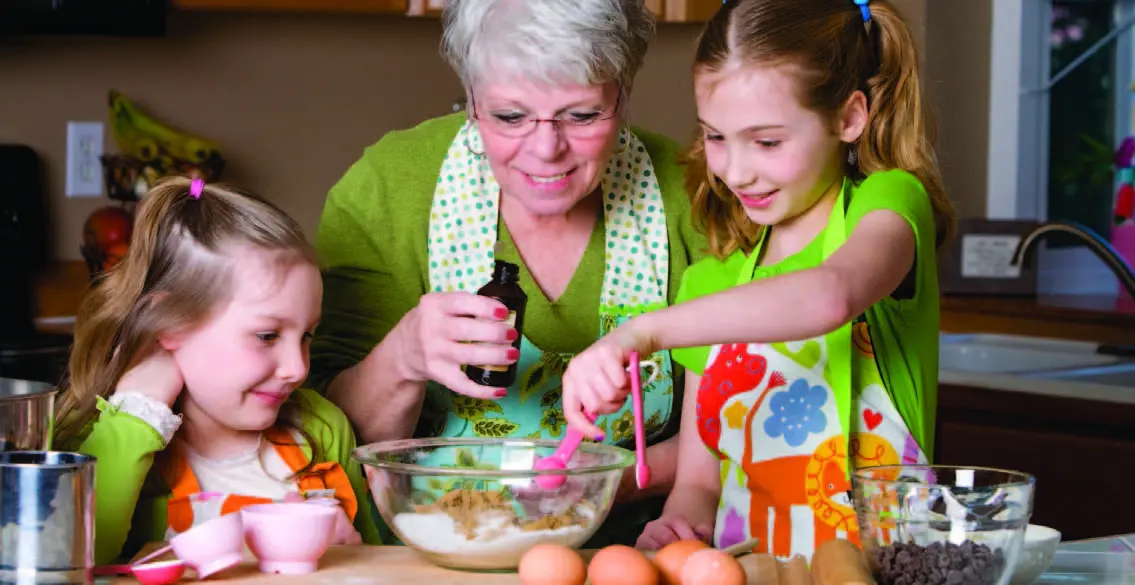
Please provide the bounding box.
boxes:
[66,121,104,198]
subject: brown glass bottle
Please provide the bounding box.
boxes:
[465,259,528,387]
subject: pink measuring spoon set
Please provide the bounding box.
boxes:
[534,351,656,490]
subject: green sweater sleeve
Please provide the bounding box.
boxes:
[307,114,463,394]
[79,398,166,565]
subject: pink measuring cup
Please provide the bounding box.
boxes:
[534,351,654,490]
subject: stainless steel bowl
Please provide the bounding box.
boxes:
[0,377,57,452]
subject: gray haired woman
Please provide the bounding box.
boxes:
[309,0,707,546]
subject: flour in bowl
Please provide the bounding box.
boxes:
[392,487,595,564]
[394,511,590,557]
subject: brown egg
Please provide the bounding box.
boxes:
[680,548,747,585]
[653,539,711,585]
[589,545,659,585]
[518,543,587,585]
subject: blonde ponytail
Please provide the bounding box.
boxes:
[857,1,955,246]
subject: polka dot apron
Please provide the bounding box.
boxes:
[698,184,928,561]
[423,120,675,445]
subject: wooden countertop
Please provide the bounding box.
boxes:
[34,261,91,319]
[109,544,781,585]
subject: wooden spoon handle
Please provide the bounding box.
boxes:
[723,537,762,557]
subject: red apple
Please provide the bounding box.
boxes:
[83,206,133,251]
[101,241,130,272]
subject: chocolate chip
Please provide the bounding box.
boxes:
[870,540,1006,585]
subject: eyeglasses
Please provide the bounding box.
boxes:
[469,90,624,139]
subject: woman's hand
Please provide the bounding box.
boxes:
[115,347,184,407]
[396,292,520,400]
[636,515,714,550]
[561,317,657,438]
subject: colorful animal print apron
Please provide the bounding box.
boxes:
[698,186,928,561]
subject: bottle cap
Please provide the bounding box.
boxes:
[496,259,520,282]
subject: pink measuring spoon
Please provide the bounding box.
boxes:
[94,559,187,585]
[534,410,597,489]
[534,351,654,490]
[627,351,652,489]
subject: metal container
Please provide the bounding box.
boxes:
[0,451,96,585]
[0,377,57,452]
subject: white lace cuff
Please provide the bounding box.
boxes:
[109,392,182,445]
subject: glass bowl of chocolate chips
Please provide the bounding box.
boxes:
[852,465,1036,585]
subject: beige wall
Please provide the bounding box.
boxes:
[1,4,978,263]
[925,0,992,220]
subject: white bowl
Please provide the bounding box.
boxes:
[1010,524,1062,585]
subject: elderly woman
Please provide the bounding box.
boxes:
[308,0,706,545]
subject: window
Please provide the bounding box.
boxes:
[1046,0,1123,240]
[1002,0,1135,293]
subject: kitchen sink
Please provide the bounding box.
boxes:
[1021,362,1135,386]
[939,333,1122,374]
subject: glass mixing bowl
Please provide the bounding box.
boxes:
[353,437,634,571]
[852,465,1036,585]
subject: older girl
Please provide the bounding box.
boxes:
[563,0,955,559]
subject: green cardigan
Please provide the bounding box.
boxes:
[308,112,706,405]
[76,389,383,565]
[308,113,708,546]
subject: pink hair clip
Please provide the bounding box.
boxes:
[189,178,205,199]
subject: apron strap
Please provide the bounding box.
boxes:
[736,181,855,479]
[821,182,854,480]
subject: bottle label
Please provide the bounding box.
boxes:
[479,311,517,372]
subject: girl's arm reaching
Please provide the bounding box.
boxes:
[563,210,915,438]
[636,373,722,550]
[638,210,915,354]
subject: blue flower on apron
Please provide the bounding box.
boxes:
[763,378,829,447]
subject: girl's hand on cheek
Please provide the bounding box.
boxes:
[116,347,185,407]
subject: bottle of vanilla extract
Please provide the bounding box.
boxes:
[465,259,528,387]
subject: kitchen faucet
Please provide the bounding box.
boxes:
[1010,221,1135,300]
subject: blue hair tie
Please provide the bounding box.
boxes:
[853,0,871,22]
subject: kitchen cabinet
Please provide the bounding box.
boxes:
[405,0,670,20]
[173,0,408,13]
[404,0,441,17]
[936,383,1135,541]
[664,0,721,22]
[173,0,699,20]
